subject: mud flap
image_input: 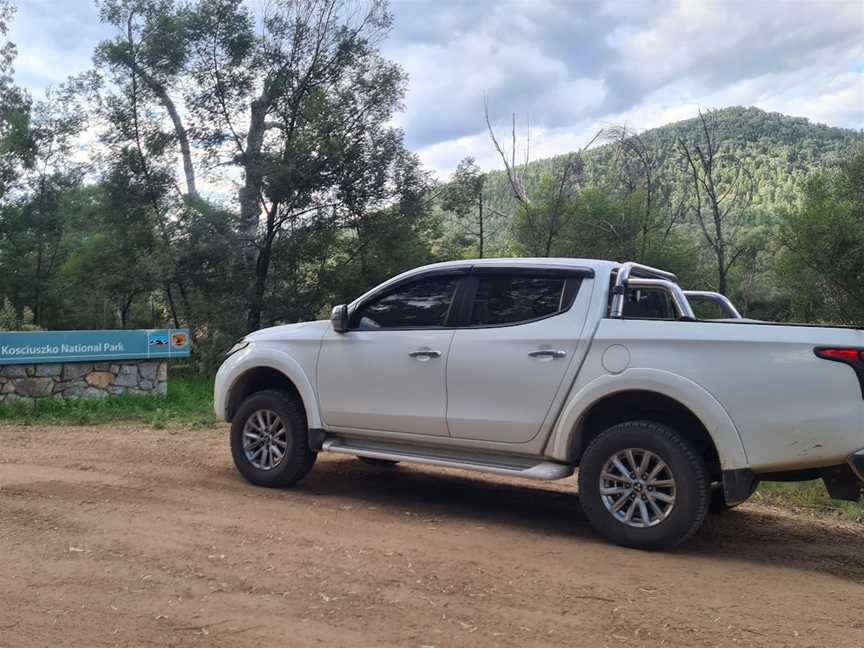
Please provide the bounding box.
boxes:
[822,465,863,502]
[307,428,327,451]
[722,468,757,505]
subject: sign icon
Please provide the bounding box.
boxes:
[171,332,189,349]
[149,333,170,347]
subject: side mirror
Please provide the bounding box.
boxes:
[330,304,349,333]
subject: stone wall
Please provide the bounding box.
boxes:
[0,361,167,404]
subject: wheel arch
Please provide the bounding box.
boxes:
[548,369,750,474]
[222,352,320,429]
[570,390,723,479]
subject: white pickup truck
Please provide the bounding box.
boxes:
[214,258,864,549]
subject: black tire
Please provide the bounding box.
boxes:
[357,457,400,467]
[709,479,759,513]
[230,389,316,488]
[578,420,709,550]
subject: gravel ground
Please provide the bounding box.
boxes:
[1,423,863,647]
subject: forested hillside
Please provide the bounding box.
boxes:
[0,0,862,370]
[477,107,862,251]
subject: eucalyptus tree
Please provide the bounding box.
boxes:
[93,0,200,332]
[677,110,755,295]
[552,126,695,277]
[96,0,423,332]
[780,147,864,324]
[0,73,97,327]
[96,0,199,201]
[442,157,489,258]
[601,126,688,262]
[0,0,33,199]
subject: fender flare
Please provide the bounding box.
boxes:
[547,368,750,471]
[217,347,322,429]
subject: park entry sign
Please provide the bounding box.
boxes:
[0,329,191,365]
[0,329,191,403]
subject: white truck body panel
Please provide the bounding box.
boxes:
[445,277,594,443]
[317,328,454,436]
[581,319,864,471]
[547,366,751,470]
[214,258,864,477]
[214,320,328,428]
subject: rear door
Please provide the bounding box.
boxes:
[445,268,593,443]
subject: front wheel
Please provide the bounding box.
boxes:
[578,420,709,550]
[230,389,317,488]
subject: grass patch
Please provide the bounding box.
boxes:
[0,369,218,428]
[753,481,864,523]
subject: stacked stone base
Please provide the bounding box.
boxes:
[0,361,167,404]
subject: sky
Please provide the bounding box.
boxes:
[8,0,864,178]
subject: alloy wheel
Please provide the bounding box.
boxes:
[242,409,289,470]
[599,448,677,528]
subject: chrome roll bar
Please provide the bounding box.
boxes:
[683,291,742,319]
[616,261,679,285]
[610,262,696,320]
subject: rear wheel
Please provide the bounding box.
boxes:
[578,420,709,550]
[357,457,400,467]
[230,389,316,488]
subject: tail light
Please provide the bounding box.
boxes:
[815,347,864,398]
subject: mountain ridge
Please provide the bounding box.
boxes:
[478,106,863,243]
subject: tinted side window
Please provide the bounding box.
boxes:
[470,275,569,326]
[354,276,459,329]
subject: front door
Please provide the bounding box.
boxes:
[446,271,592,443]
[317,273,462,437]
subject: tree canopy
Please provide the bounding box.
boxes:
[0,3,862,369]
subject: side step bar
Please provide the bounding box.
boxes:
[321,438,574,481]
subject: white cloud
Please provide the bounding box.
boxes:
[399,0,864,176]
[4,0,862,182]
[8,0,110,95]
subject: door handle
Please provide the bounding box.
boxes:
[409,349,442,359]
[529,349,567,358]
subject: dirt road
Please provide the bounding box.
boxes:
[1,424,863,647]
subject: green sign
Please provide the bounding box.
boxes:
[0,329,191,365]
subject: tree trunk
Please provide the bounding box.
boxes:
[712,204,727,295]
[246,236,273,333]
[478,193,484,259]
[164,283,180,329]
[119,292,136,328]
[241,100,272,332]
[717,257,728,295]
[544,218,555,257]
[239,100,268,245]
[134,67,198,200]
[33,237,43,326]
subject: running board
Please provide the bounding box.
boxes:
[321,438,574,481]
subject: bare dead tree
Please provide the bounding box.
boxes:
[603,125,688,261]
[485,99,601,256]
[485,98,530,206]
[542,152,582,256]
[677,110,754,294]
